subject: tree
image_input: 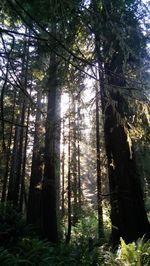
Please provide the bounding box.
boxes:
[66,95,71,243]
[27,89,43,229]
[95,80,104,239]
[90,0,150,246]
[7,29,30,207]
[41,38,59,241]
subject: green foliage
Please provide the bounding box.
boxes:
[103,238,150,266]
[0,203,101,265]
[0,237,105,266]
[0,237,150,266]
[145,197,150,212]
[103,200,111,240]
[145,197,150,222]
[72,210,98,240]
[0,247,16,266]
[0,203,29,248]
[13,238,54,265]
[0,204,150,266]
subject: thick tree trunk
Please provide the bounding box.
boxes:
[27,90,43,229]
[93,18,150,247]
[103,48,150,245]
[42,52,58,243]
[104,89,150,246]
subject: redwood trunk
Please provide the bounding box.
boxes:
[42,52,58,243]
[104,90,150,245]
[27,90,43,229]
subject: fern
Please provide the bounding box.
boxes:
[104,237,150,266]
[0,247,16,266]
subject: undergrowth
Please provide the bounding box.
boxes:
[0,203,150,265]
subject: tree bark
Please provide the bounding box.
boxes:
[104,77,150,246]
[27,90,43,229]
[1,90,16,203]
[7,115,20,203]
[61,118,65,218]
[13,102,25,206]
[19,103,30,212]
[92,0,150,245]
[66,100,71,243]
[95,81,104,239]
[71,95,78,225]
[7,30,29,207]
[42,52,58,243]
[77,97,81,208]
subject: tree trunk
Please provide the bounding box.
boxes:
[42,52,58,243]
[61,118,65,218]
[7,117,20,203]
[27,90,43,229]
[19,103,30,212]
[93,1,150,244]
[66,101,71,243]
[13,102,25,206]
[19,29,30,212]
[7,30,29,207]
[104,84,150,246]
[77,97,81,208]
[1,90,16,202]
[72,95,78,225]
[95,81,104,239]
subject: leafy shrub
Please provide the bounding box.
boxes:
[72,210,98,240]
[0,202,28,248]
